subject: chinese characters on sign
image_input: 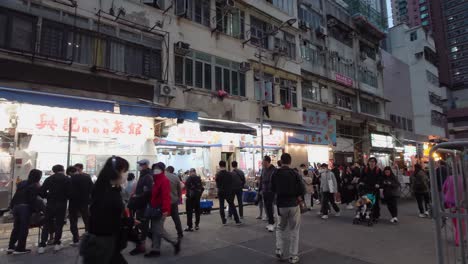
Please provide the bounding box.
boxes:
[335,73,354,87]
[18,105,153,138]
[288,110,336,145]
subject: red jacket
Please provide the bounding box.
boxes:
[150,172,171,215]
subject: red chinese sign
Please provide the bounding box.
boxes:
[335,73,354,87]
[18,105,152,138]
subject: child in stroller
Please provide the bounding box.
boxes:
[353,184,377,226]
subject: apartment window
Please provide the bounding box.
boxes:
[300,41,325,66]
[274,31,296,59]
[330,54,355,78]
[407,119,413,132]
[250,16,269,49]
[390,114,396,124]
[421,13,428,19]
[360,99,380,116]
[254,72,274,102]
[302,81,320,101]
[215,2,245,39]
[421,20,429,26]
[334,92,353,110]
[175,51,245,96]
[426,70,439,86]
[402,117,407,130]
[410,31,418,41]
[429,92,444,107]
[420,5,427,11]
[359,68,378,87]
[419,0,425,3]
[279,79,298,107]
[0,10,36,53]
[40,20,68,59]
[175,0,211,27]
[431,110,446,127]
[143,0,165,9]
[298,6,323,30]
[329,26,353,47]
[266,0,294,15]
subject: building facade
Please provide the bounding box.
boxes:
[430,0,468,140]
[391,0,432,29]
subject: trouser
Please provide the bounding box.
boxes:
[263,192,275,225]
[82,235,127,264]
[258,193,265,217]
[135,209,149,248]
[321,192,340,215]
[186,196,201,228]
[218,192,240,223]
[151,217,177,252]
[40,204,66,246]
[385,196,398,218]
[304,193,312,208]
[9,204,31,251]
[69,203,90,243]
[276,206,301,257]
[170,203,183,237]
[228,189,243,218]
[415,192,431,214]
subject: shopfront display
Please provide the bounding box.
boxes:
[370,133,395,167]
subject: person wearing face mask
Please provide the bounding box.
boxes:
[82,156,129,264]
[360,157,383,221]
[129,159,154,256]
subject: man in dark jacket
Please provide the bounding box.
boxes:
[229,161,245,219]
[38,165,71,254]
[130,159,154,256]
[259,156,277,231]
[68,166,93,245]
[216,160,241,225]
[185,168,204,231]
[359,157,383,220]
[271,153,305,264]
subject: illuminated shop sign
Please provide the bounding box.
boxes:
[371,134,394,148]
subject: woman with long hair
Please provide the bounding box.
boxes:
[382,166,401,223]
[411,163,431,218]
[341,166,357,210]
[82,156,129,264]
[8,169,43,255]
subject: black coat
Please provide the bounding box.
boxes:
[360,167,383,191]
[70,173,94,206]
[382,174,400,198]
[40,173,71,207]
[216,169,234,194]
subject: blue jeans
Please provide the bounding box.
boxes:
[9,204,31,251]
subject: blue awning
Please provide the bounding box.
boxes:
[119,102,198,121]
[0,87,115,112]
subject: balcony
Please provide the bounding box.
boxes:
[344,0,387,39]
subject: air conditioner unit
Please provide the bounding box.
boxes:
[274,77,281,84]
[159,84,177,98]
[174,41,190,55]
[239,62,251,73]
[360,51,367,61]
[316,26,327,38]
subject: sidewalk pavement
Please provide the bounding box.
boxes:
[0,200,436,264]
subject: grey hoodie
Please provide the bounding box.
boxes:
[320,170,338,193]
[166,172,182,204]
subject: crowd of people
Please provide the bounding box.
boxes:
[6,153,441,264]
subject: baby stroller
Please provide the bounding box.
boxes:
[353,184,377,226]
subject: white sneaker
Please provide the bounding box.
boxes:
[262,216,268,221]
[424,211,430,216]
[346,204,354,210]
[38,247,46,254]
[335,212,341,217]
[54,244,63,252]
[266,224,275,232]
[289,256,300,264]
[390,217,399,223]
[317,211,323,216]
[418,213,426,218]
[321,215,329,220]
[275,249,283,260]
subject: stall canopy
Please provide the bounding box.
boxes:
[119,102,198,121]
[199,118,257,136]
[266,121,321,135]
[0,86,115,112]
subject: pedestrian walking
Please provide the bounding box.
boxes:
[216,160,241,225]
[382,166,400,223]
[255,172,266,220]
[259,156,277,232]
[360,157,383,220]
[81,156,129,264]
[341,166,357,210]
[302,169,313,209]
[229,161,245,219]
[312,168,321,205]
[272,153,305,264]
[122,173,136,203]
[319,163,340,219]
[38,165,71,254]
[411,163,431,218]
[128,159,153,256]
[185,168,204,231]
[68,164,93,246]
[144,162,181,258]
[165,166,184,239]
[8,169,43,255]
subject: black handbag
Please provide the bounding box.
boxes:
[127,193,149,211]
[144,205,162,219]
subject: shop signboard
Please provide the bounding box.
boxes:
[335,73,353,87]
[370,134,394,148]
[16,105,154,139]
[288,110,336,145]
[404,145,417,156]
